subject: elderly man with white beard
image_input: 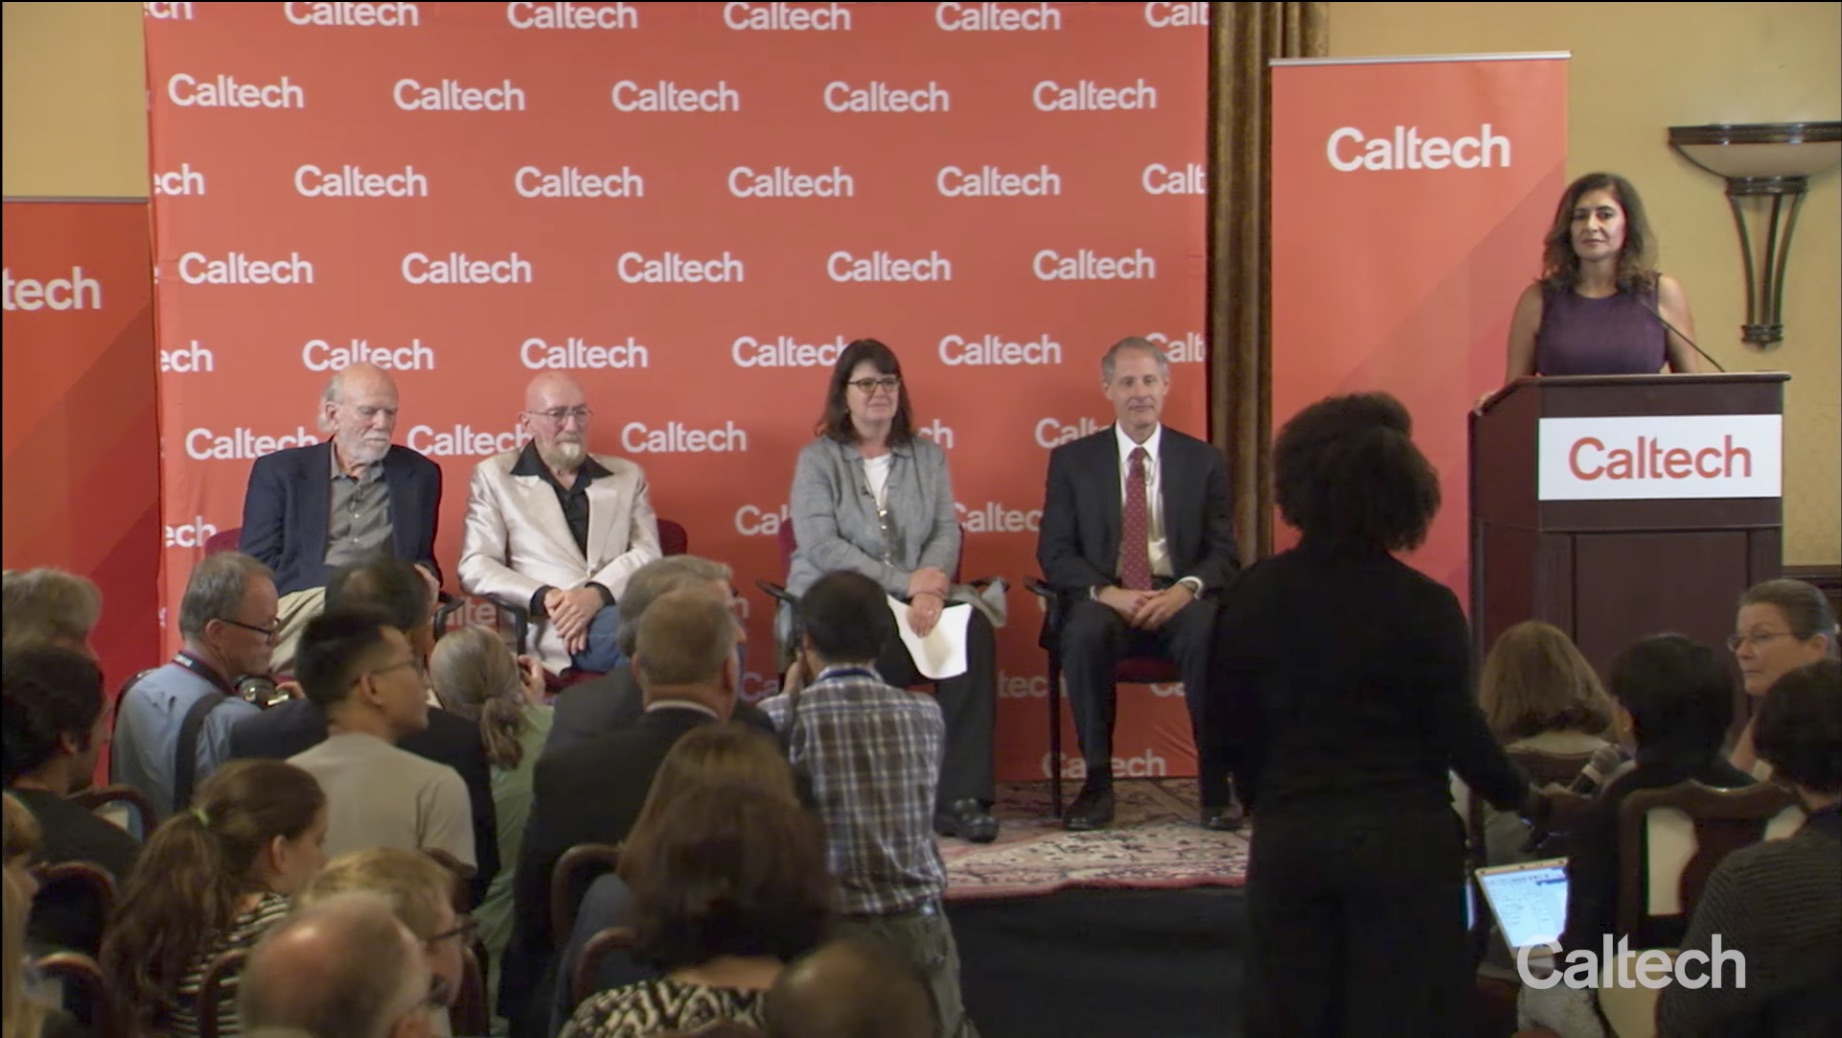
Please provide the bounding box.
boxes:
[459,372,662,676]
[240,362,445,674]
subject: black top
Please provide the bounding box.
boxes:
[1558,750,1754,954]
[11,786,142,955]
[226,700,500,906]
[543,668,646,759]
[510,442,616,616]
[1211,543,1527,816]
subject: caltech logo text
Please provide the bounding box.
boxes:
[406,424,528,458]
[1046,750,1167,780]
[3,267,102,311]
[164,517,219,549]
[1518,936,1744,992]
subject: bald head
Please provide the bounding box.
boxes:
[239,892,430,1038]
[320,363,401,470]
[521,372,591,473]
[763,936,937,1038]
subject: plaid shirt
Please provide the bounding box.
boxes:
[760,664,946,916]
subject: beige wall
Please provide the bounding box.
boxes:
[1331,2,1842,564]
[8,2,1835,560]
[2,2,149,198]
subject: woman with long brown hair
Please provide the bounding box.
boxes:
[428,624,550,1016]
[99,759,327,1037]
[1504,172,1702,379]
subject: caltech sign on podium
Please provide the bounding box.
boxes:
[1471,373,1789,678]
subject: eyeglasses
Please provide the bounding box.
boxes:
[1728,631,1793,653]
[358,657,424,685]
[525,406,593,425]
[427,915,478,945]
[847,376,901,395]
[217,616,282,640]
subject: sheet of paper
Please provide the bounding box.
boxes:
[887,596,972,680]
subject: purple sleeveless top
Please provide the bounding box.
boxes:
[1534,283,1667,376]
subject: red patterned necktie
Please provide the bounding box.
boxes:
[1120,446,1152,590]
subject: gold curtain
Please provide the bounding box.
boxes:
[1207,2,1327,564]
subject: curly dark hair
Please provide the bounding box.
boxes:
[1538,172,1658,294]
[1754,659,1842,794]
[620,781,833,972]
[1,645,105,785]
[817,339,915,445]
[1609,634,1734,760]
[1273,392,1439,553]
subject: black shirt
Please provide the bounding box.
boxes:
[509,441,616,615]
[11,786,142,954]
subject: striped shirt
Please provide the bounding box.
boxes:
[760,664,945,917]
[169,892,291,1038]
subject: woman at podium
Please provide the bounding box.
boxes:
[1504,172,1704,379]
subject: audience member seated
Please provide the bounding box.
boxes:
[1474,620,1618,866]
[6,859,85,1038]
[544,555,740,757]
[239,363,444,674]
[761,936,938,1038]
[230,555,499,906]
[558,783,831,1038]
[1518,634,1755,1037]
[551,723,801,1034]
[760,571,980,1038]
[1726,578,1836,777]
[99,759,328,1038]
[1657,659,1842,1037]
[2,645,142,953]
[458,372,662,676]
[238,890,435,1038]
[505,590,747,1037]
[2,568,102,659]
[429,624,551,1021]
[296,848,473,1036]
[4,792,40,888]
[286,610,475,872]
[112,553,277,819]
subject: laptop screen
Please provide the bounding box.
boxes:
[1475,858,1569,953]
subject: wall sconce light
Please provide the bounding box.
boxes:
[1668,121,1841,347]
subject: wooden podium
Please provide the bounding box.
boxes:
[1469,373,1788,677]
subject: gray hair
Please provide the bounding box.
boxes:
[239,891,429,1038]
[2,568,102,652]
[616,555,734,657]
[1100,336,1172,384]
[178,553,274,641]
[316,369,349,434]
[1740,578,1839,649]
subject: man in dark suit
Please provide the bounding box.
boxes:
[239,362,442,673]
[227,555,499,906]
[501,588,745,1037]
[1036,336,1241,831]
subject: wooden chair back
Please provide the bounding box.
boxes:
[1615,779,1804,941]
[572,926,640,1007]
[551,843,623,950]
[195,946,251,1038]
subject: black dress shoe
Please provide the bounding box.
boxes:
[1063,785,1116,831]
[1200,800,1245,832]
[935,798,999,843]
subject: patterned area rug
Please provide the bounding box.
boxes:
[941,779,1250,901]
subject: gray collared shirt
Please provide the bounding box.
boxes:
[325,448,391,570]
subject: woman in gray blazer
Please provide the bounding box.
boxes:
[785,338,998,842]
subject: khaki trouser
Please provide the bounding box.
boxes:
[838,902,980,1038]
[271,587,328,678]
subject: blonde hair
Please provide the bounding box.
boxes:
[431,626,530,770]
[2,794,41,868]
[626,723,797,856]
[2,569,101,654]
[4,868,49,1038]
[1478,621,1615,742]
[296,848,454,940]
[634,590,736,687]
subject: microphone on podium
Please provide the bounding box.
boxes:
[1637,290,1726,373]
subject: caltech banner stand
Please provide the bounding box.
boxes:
[1270,52,1570,606]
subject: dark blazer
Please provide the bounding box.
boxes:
[227,700,499,906]
[543,670,774,759]
[1037,425,1239,603]
[240,441,443,596]
[502,707,715,1033]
